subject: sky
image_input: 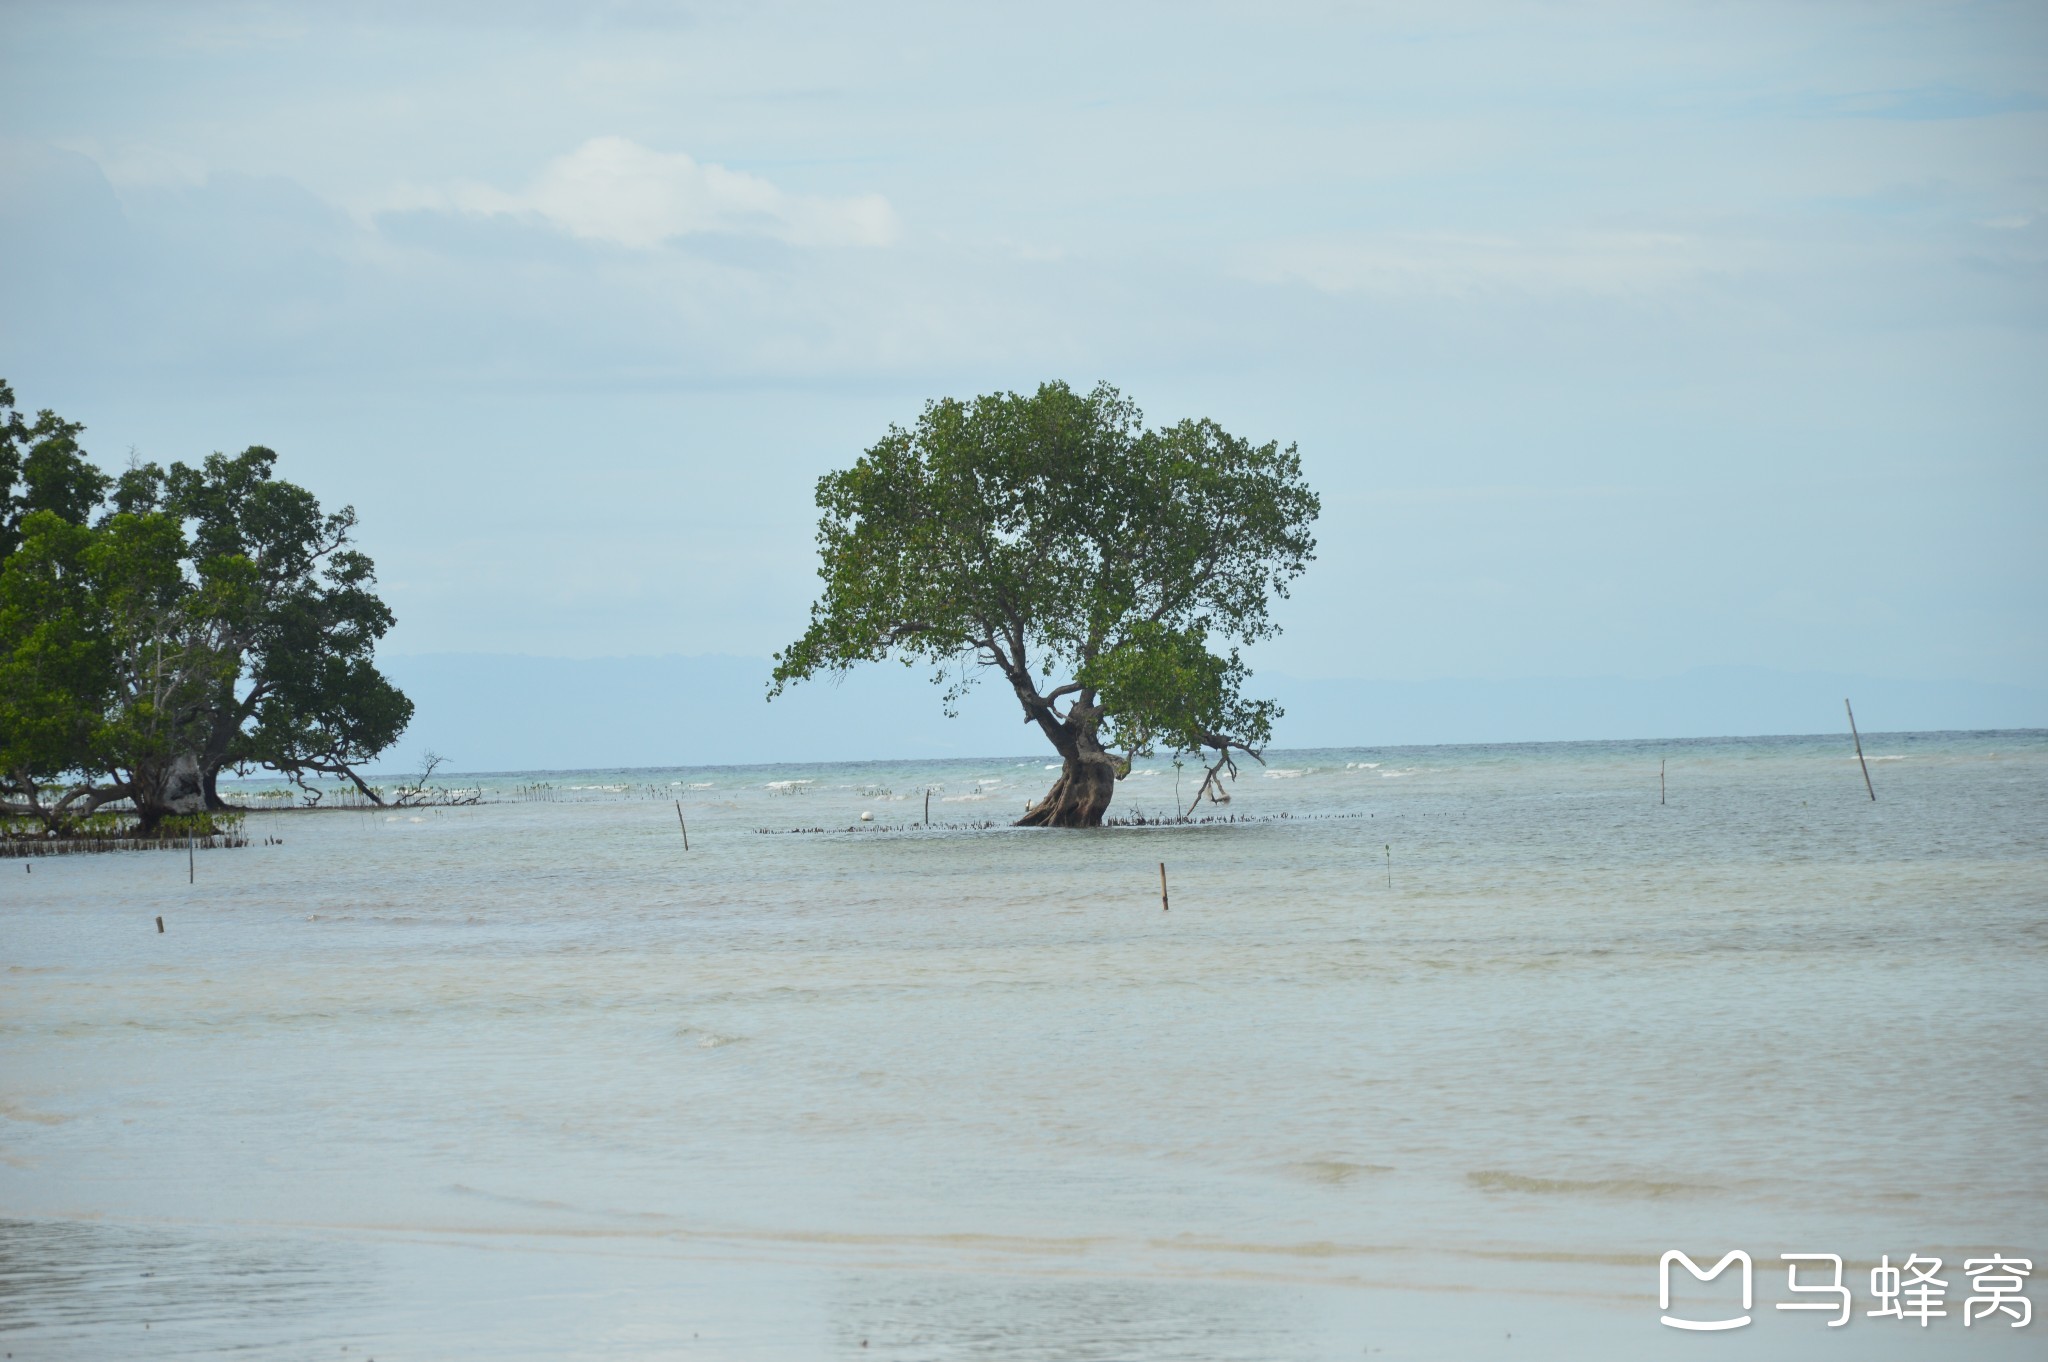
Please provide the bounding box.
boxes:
[1,1,2043,750]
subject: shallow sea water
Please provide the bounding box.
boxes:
[2,732,2044,1359]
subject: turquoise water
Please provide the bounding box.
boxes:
[3,732,2044,1358]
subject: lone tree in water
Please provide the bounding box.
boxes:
[771,381,1318,827]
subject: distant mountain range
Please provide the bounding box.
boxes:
[368,653,2046,774]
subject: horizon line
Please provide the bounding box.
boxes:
[234,727,2046,783]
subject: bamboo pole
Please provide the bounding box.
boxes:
[187,833,194,883]
[1845,698,1876,801]
[156,915,164,934]
[1660,758,1666,806]
[675,800,689,850]
[1158,862,1169,912]
[925,788,931,826]
[1385,844,1391,889]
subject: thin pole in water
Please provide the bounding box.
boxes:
[1159,862,1169,912]
[1660,758,1666,806]
[675,800,689,850]
[1845,698,1876,801]
[1385,844,1391,889]
[156,915,164,934]
[925,788,931,827]
[187,832,194,884]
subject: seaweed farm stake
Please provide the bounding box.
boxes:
[1385,844,1391,889]
[675,800,690,850]
[188,833,194,884]
[925,788,931,826]
[1159,862,1169,912]
[1845,699,1876,801]
[156,916,163,934]
[1660,758,1666,806]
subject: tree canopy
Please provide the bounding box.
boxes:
[772,380,1318,826]
[0,381,411,832]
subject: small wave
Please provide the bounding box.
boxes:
[694,1033,745,1050]
[1284,1159,1392,1185]
[449,1183,579,1213]
[1345,762,1381,769]
[1379,768,1422,778]
[764,780,813,790]
[1264,768,1310,779]
[0,1099,71,1126]
[1467,1169,1707,1199]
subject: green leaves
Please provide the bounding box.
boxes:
[0,507,242,818]
[1080,623,1278,761]
[0,380,412,828]
[0,511,107,787]
[155,444,411,785]
[773,380,1317,813]
[0,380,112,559]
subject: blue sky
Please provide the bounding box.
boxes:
[2,1,2043,709]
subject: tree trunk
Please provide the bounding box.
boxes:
[130,751,209,834]
[1017,730,1119,828]
[198,686,257,812]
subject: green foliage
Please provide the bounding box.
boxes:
[1078,622,1279,763]
[0,380,112,558]
[0,511,108,790]
[87,509,254,786]
[773,380,1317,811]
[1,505,252,825]
[0,381,411,828]
[146,446,413,788]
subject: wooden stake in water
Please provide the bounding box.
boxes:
[925,788,931,827]
[1660,758,1666,806]
[187,832,194,884]
[1845,698,1876,801]
[1159,862,1169,912]
[1385,844,1391,889]
[675,800,690,850]
[156,915,164,934]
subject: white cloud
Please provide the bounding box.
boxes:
[402,136,897,249]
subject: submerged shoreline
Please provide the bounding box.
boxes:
[6,730,2044,1359]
